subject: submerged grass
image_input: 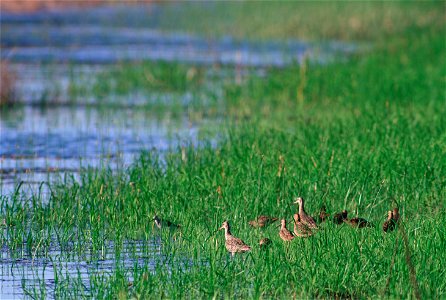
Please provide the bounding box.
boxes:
[1,1,446,299]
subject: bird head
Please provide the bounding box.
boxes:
[219,221,229,231]
[293,197,303,205]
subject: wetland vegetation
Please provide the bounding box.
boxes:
[1,1,445,298]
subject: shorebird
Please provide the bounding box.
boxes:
[318,205,330,223]
[219,221,251,256]
[333,210,348,225]
[382,211,397,233]
[259,237,272,249]
[152,215,180,230]
[293,213,314,237]
[343,212,373,228]
[293,197,318,229]
[279,219,295,241]
[392,207,400,222]
[248,215,278,228]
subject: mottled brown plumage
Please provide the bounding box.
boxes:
[259,237,272,249]
[333,210,348,225]
[293,213,314,237]
[279,219,295,241]
[219,221,251,256]
[318,205,330,223]
[248,215,278,228]
[344,212,373,228]
[382,211,397,233]
[293,197,318,229]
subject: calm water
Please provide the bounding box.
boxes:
[0,4,357,298]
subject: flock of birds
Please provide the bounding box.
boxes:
[153,197,400,256]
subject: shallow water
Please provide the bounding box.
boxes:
[0,3,359,298]
[0,237,178,298]
[0,106,211,198]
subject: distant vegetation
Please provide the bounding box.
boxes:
[0,61,16,106]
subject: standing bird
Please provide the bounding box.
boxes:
[333,210,348,225]
[248,215,278,228]
[153,215,180,230]
[293,197,318,229]
[293,213,314,237]
[382,211,397,233]
[279,219,295,241]
[318,205,330,223]
[219,221,251,256]
[392,207,400,222]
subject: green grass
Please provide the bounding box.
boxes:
[157,1,444,42]
[1,1,446,299]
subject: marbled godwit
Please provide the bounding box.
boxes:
[293,213,314,237]
[279,219,295,241]
[259,237,272,249]
[248,215,278,228]
[293,197,318,229]
[219,221,251,256]
[318,205,330,223]
[153,215,180,230]
[333,210,348,225]
[382,211,397,233]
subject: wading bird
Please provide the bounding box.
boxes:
[248,215,278,228]
[333,210,348,225]
[219,221,251,256]
[153,215,180,230]
[318,205,330,223]
[293,213,314,237]
[343,212,373,228]
[279,219,295,241]
[382,211,397,233]
[293,197,318,229]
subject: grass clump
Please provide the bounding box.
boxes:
[69,61,206,98]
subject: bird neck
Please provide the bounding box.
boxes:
[224,227,232,238]
[299,202,305,214]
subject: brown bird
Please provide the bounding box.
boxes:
[293,213,314,237]
[343,211,373,228]
[219,221,251,256]
[318,205,330,223]
[392,207,400,222]
[293,197,318,229]
[333,210,348,225]
[279,219,295,241]
[248,215,278,228]
[259,237,272,249]
[382,211,397,233]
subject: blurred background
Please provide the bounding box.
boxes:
[0,0,443,197]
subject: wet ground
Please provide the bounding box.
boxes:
[0,3,357,298]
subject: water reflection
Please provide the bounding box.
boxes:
[0,106,213,197]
